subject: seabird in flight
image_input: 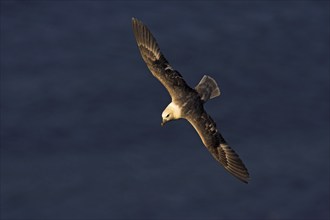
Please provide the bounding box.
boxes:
[132,18,250,183]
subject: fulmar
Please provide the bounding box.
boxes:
[132,18,250,183]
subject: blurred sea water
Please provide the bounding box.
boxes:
[1,1,329,220]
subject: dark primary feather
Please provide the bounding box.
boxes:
[186,111,250,183]
[132,18,191,100]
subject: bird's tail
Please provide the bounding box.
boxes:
[195,75,221,102]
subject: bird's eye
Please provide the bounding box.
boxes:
[166,114,170,118]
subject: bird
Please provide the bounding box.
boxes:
[132,17,250,183]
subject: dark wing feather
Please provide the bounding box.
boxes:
[186,111,250,183]
[132,18,190,100]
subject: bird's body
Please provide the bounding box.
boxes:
[132,18,250,183]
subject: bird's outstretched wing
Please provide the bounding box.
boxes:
[132,18,190,100]
[186,111,250,183]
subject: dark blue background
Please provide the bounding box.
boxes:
[1,1,329,220]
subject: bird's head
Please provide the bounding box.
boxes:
[161,102,181,126]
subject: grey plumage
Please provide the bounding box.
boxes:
[132,17,250,183]
[195,75,221,102]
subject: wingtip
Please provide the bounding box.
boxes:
[132,17,141,24]
[132,17,139,26]
[132,17,136,25]
[230,166,250,184]
[241,177,250,184]
[230,170,250,184]
[233,173,250,184]
[217,143,250,184]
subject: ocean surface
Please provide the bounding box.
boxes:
[1,1,329,220]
